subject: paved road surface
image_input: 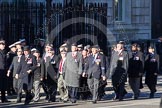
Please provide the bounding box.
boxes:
[0,76,162,108]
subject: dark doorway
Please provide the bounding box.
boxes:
[152,0,162,38]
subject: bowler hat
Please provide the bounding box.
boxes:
[23,46,30,51]
[91,45,100,49]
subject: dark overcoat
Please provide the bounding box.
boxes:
[0,50,7,91]
[109,50,129,79]
[16,54,37,90]
[144,53,159,85]
[128,51,144,78]
[41,55,59,83]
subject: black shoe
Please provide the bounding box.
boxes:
[24,102,29,105]
[12,92,17,95]
[123,90,127,97]
[24,100,31,105]
[45,96,49,100]
[47,99,55,103]
[7,93,12,96]
[63,100,68,103]
[16,100,21,103]
[134,96,139,100]
[97,97,102,101]
[92,100,97,104]
[12,90,17,95]
[70,99,76,103]
[119,96,123,101]
[33,100,39,103]
[58,98,63,102]
[29,95,34,100]
[2,99,10,103]
[113,95,119,100]
[149,92,154,98]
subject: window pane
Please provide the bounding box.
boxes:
[115,0,122,21]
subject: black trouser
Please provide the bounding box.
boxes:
[7,76,15,94]
[98,80,107,99]
[1,90,6,102]
[45,79,57,101]
[147,83,157,93]
[41,80,49,99]
[0,71,7,102]
[113,82,127,99]
[139,76,143,89]
[79,77,90,100]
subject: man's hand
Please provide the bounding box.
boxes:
[7,70,10,77]
[154,73,158,76]
[15,74,19,79]
[40,78,43,81]
[102,76,106,81]
[27,70,32,74]
[82,72,86,77]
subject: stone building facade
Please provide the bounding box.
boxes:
[88,0,151,42]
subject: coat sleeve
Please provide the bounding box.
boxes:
[109,53,115,78]
[124,52,129,73]
[30,56,37,70]
[144,55,149,72]
[139,52,144,69]
[30,58,38,72]
[41,59,45,79]
[156,54,160,73]
[100,54,106,76]
[78,54,83,75]
[8,57,15,71]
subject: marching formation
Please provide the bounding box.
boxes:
[0,38,160,105]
